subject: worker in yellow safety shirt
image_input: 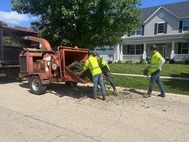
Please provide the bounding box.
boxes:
[81,51,106,100]
[94,53,116,92]
[143,45,166,98]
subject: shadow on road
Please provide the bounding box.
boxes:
[47,83,93,99]
[128,88,145,96]
[19,82,30,89]
[19,82,93,99]
[0,77,19,84]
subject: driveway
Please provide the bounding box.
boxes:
[0,79,189,142]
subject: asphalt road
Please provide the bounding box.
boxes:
[0,79,189,142]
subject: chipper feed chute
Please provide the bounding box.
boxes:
[64,66,91,84]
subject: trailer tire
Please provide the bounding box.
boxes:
[65,81,78,87]
[29,76,47,95]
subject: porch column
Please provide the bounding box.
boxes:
[115,44,119,61]
[171,41,175,59]
[120,44,123,61]
[143,43,147,61]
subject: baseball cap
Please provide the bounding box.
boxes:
[150,45,157,50]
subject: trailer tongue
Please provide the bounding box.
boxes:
[19,36,91,95]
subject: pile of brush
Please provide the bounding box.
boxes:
[3,36,25,47]
[68,61,92,81]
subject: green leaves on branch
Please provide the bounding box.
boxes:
[0,21,8,26]
[184,30,189,41]
[11,0,141,49]
[68,61,92,81]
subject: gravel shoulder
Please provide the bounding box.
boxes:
[0,79,189,142]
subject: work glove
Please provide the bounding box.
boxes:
[143,67,150,76]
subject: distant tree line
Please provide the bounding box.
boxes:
[0,21,8,26]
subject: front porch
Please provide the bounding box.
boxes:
[122,54,143,60]
[119,36,189,62]
[174,54,189,62]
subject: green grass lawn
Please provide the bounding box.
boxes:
[109,75,189,95]
[106,63,189,95]
[109,63,189,78]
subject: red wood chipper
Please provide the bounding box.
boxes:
[19,36,91,94]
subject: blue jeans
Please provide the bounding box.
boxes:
[147,70,165,95]
[104,71,116,88]
[93,73,106,98]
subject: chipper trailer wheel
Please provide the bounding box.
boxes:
[29,76,47,95]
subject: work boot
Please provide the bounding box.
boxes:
[143,94,151,98]
[92,95,97,99]
[113,87,117,92]
[158,94,165,97]
[102,96,106,101]
[92,97,97,100]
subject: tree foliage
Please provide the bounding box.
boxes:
[0,21,8,26]
[184,30,189,41]
[11,0,141,49]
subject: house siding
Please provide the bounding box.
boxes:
[145,8,179,35]
[95,1,189,62]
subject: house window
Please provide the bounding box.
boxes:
[95,47,107,51]
[130,28,142,36]
[157,23,165,33]
[155,22,167,34]
[108,47,114,50]
[129,45,135,54]
[183,20,189,31]
[95,48,101,51]
[128,45,143,55]
[136,45,142,54]
[181,43,189,54]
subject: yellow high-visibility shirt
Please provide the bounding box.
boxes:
[150,51,164,73]
[100,57,110,70]
[82,56,102,76]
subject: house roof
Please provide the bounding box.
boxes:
[123,34,184,44]
[141,1,189,22]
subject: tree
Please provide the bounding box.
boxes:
[11,0,141,49]
[0,21,8,26]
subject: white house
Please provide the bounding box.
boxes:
[95,1,189,63]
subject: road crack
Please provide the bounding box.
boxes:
[97,97,125,140]
[0,105,99,142]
